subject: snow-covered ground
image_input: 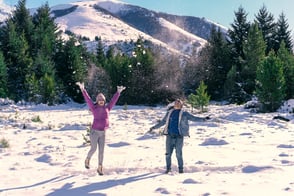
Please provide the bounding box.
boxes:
[0,99,293,196]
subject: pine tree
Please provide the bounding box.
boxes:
[277,42,294,99]
[5,21,33,101]
[40,73,56,105]
[27,52,57,104]
[256,52,286,112]
[227,6,251,104]
[95,37,106,67]
[127,38,156,104]
[102,49,131,102]
[187,93,197,112]
[188,81,210,113]
[0,51,8,97]
[29,3,59,104]
[205,26,231,100]
[31,3,59,56]
[224,65,246,104]
[228,6,250,67]
[10,0,34,46]
[255,5,276,54]
[242,22,266,96]
[56,37,87,102]
[274,12,293,53]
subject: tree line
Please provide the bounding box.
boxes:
[0,1,293,112]
[183,6,293,112]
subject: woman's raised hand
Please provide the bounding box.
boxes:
[117,86,126,93]
[76,82,84,90]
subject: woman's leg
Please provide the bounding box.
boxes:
[96,131,106,175]
[97,131,106,166]
[85,130,99,168]
[86,130,99,159]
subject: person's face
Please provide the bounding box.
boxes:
[96,96,105,106]
[174,99,183,109]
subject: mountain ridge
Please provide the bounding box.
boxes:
[0,0,227,57]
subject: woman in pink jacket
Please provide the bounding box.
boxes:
[76,82,125,175]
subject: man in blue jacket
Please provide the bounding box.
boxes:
[149,99,209,174]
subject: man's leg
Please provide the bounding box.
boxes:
[175,136,184,173]
[165,135,175,173]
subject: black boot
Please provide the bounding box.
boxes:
[85,158,90,169]
[164,168,171,174]
[97,165,104,175]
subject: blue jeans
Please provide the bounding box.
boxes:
[165,134,184,171]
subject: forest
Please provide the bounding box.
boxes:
[0,0,293,112]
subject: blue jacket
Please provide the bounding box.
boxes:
[151,108,205,137]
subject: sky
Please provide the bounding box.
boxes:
[3,0,294,35]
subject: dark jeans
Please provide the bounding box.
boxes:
[165,134,184,171]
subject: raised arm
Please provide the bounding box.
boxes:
[107,86,126,110]
[76,82,95,111]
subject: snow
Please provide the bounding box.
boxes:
[51,0,183,55]
[48,0,206,56]
[1,99,294,195]
[1,0,207,56]
[0,0,12,21]
[158,17,207,54]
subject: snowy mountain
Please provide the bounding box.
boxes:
[0,1,12,22]
[0,0,228,57]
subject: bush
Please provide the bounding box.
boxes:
[0,138,10,148]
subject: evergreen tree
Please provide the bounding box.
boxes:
[204,26,231,100]
[0,51,8,97]
[26,72,40,102]
[255,5,276,54]
[0,0,33,55]
[242,22,266,96]
[53,37,68,102]
[224,65,246,104]
[10,0,34,46]
[277,42,294,99]
[227,6,251,103]
[31,3,59,56]
[127,38,156,104]
[228,6,251,67]
[29,3,59,104]
[56,37,87,102]
[40,73,56,105]
[102,46,117,92]
[28,52,57,104]
[188,81,210,113]
[274,12,293,53]
[103,50,132,102]
[95,37,106,67]
[5,21,33,101]
[256,52,286,112]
